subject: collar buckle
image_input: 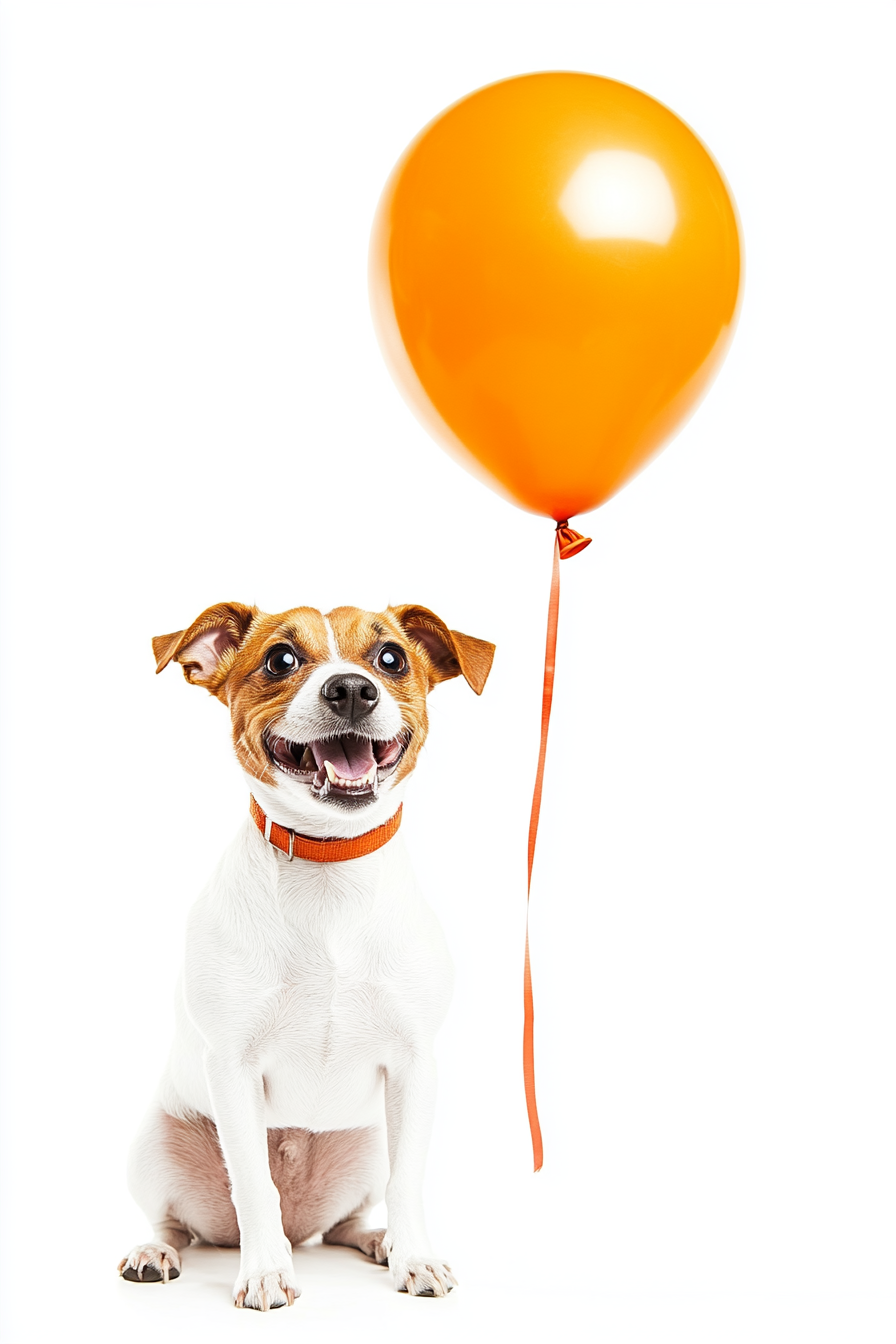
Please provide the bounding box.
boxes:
[263,810,294,860]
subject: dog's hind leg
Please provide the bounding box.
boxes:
[118,1103,241,1284]
[119,1105,195,1284]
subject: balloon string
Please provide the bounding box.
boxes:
[524,520,591,1172]
[523,531,560,1173]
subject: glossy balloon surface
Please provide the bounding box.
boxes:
[370,72,742,520]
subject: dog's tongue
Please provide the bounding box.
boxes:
[310,736,376,781]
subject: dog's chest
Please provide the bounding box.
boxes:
[180,835,451,1128]
[270,861,438,1027]
[272,892,392,1041]
[247,856,449,1126]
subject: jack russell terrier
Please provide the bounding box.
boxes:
[118,600,494,1309]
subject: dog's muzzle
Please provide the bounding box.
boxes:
[266,730,407,801]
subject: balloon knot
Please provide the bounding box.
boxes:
[555,521,592,560]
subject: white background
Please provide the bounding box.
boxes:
[1,3,894,1342]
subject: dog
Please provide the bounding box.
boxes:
[118,600,495,1309]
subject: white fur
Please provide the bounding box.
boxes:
[123,636,456,1307]
[323,616,339,661]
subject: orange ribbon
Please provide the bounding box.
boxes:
[524,520,591,1171]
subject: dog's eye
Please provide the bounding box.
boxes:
[375,644,407,676]
[264,645,302,677]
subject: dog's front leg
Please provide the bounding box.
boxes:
[205,1052,298,1310]
[383,1052,456,1297]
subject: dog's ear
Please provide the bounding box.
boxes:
[152,602,257,693]
[390,605,495,695]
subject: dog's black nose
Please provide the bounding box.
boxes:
[320,673,379,723]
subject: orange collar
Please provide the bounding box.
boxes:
[249,794,402,863]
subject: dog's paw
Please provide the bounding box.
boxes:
[118,1243,181,1284]
[390,1255,456,1297]
[233,1267,299,1311]
[355,1228,389,1264]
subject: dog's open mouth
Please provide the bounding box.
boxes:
[266,732,406,800]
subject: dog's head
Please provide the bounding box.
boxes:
[153,603,495,832]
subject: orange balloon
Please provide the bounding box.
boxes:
[370,72,742,522]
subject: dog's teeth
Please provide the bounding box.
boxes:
[324,761,337,783]
[364,765,378,786]
[317,778,331,799]
[299,747,315,770]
